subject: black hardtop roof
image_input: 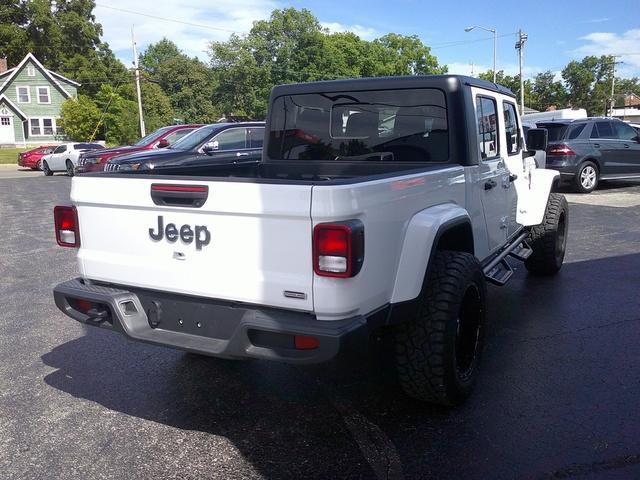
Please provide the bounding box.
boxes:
[271,74,515,98]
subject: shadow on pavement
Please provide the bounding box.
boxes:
[42,253,640,479]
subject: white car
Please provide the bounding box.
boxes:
[41,142,104,176]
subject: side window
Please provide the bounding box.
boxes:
[567,124,586,140]
[592,121,615,139]
[502,102,520,155]
[475,96,499,159]
[613,122,638,141]
[212,128,247,151]
[164,129,194,144]
[54,145,66,154]
[248,128,264,148]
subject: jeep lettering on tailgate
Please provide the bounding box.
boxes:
[149,215,211,250]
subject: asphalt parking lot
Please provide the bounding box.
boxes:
[1,166,640,480]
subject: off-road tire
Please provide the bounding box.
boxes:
[42,161,53,176]
[525,193,568,276]
[66,160,74,177]
[393,250,486,406]
[574,161,598,193]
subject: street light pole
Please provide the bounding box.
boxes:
[465,25,497,83]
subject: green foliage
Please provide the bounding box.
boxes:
[141,39,219,123]
[0,0,128,97]
[59,94,102,141]
[562,55,614,116]
[209,8,446,118]
[530,71,567,111]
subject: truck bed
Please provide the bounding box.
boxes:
[91,161,455,185]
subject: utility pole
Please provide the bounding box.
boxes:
[470,61,475,77]
[515,29,528,115]
[608,56,623,117]
[131,25,145,137]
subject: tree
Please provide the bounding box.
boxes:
[0,0,128,97]
[140,38,182,77]
[530,71,567,111]
[562,55,613,115]
[208,8,446,118]
[140,40,219,123]
[59,95,102,141]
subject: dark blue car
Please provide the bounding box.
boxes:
[104,122,265,172]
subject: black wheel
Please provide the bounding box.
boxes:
[35,159,42,171]
[393,250,487,406]
[66,160,74,177]
[574,161,598,193]
[525,193,568,276]
[42,161,53,176]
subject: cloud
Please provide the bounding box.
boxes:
[320,22,379,40]
[577,17,610,24]
[572,29,640,77]
[93,0,277,63]
[446,62,549,79]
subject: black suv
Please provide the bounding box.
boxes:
[103,122,265,172]
[539,118,640,193]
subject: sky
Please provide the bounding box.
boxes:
[93,0,640,79]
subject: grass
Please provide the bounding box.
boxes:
[0,147,29,165]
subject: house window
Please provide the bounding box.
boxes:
[37,87,50,104]
[29,118,56,136]
[17,86,30,103]
[42,118,54,135]
[30,119,41,135]
[27,65,36,77]
[1,117,10,126]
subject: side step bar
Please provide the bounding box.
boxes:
[483,231,533,286]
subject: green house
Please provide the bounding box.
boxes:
[0,53,79,147]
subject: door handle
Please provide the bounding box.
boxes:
[624,144,630,149]
[484,180,497,190]
[236,152,249,157]
[593,143,600,148]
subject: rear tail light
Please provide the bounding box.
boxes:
[54,205,80,247]
[313,220,364,278]
[547,144,576,156]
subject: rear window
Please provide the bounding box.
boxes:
[74,143,103,150]
[539,123,569,142]
[267,88,448,162]
[567,124,586,140]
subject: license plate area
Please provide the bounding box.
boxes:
[135,290,244,339]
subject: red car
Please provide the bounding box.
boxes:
[76,124,202,173]
[18,145,57,170]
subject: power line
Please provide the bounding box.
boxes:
[94,3,240,34]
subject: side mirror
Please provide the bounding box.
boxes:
[157,139,170,148]
[203,140,219,155]
[526,128,548,151]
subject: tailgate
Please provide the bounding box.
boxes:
[71,176,314,311]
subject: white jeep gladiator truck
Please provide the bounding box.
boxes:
[53,75,568,405]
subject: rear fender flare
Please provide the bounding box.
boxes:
[390,204,472,304]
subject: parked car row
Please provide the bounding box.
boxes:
[77,124,202,173]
